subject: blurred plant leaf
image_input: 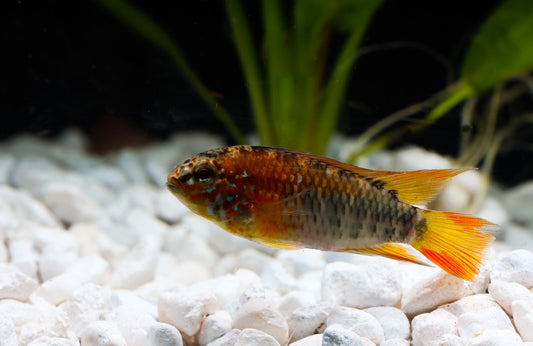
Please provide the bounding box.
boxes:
[347,0,533,161]
[95,0,245,144]
[461,0,533,92]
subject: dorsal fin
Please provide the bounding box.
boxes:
[279,149,469,206]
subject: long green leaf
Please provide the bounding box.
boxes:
[225,0,273,145]
[95,0,245,143]
[461,0,533,92]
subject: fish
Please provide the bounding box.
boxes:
[167,145,497,280]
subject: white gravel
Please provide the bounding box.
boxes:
[0,129,532,345]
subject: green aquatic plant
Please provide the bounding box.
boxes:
[95,0,383,154]
[345,0,533,162]
[225,0,383,154]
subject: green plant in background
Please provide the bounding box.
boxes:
[95,0,383,155]
[226,0,383,154]
[345,0,533,163]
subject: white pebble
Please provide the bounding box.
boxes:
[198,311,232,346]
[276,249,325,277]
[189,270,260,309]
[232,305,288,345]
[278,291,317,318]
[110,236,159,289]
[261,260,298,295]
[512,299,533,342]
[287,303,330,342]
[39,182,108,224]
[206,329,241,346]
[109,290,158,319]
[164,227,218,268]
[0,313,17,346]
[440,293,498,317]
[288,334,323,346]
[81,320,126,346]
[488,280,533,314]
[327,306,384,344]
[456,305,513,339]
[115,149,149,184]
[37,255,109,305]
[8,235,39,279]
[365,306,410,340]
[436,333,464,345]
[401,271,470,317]
[123,208,169,244]
[490,249,533,288]
[111,305,156,346]
[158,289,217,336]
[28,337,79,346]
[322,259,401,308]
[380,338,410,346]
[468,329,524,346]
[322,324,365,346]
[0,184,61,227]
[411,309,457,346]
[237,328,280,346]
[32,226,79,281]
[58,283,109,337]
[0,264,38,301]
[145,322,183,346]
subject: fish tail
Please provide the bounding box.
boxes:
[410,209,497,280]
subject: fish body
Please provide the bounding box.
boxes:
[167,145,496,280]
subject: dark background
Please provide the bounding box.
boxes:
[3,0,532,185]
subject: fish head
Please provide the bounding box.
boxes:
[167,147,253,229]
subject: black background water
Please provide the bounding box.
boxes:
[3,0,532,185]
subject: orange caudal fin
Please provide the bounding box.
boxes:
[411,209,498,280]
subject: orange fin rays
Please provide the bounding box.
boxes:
[350,243,433,267]
[368,169,471,206]
[411,210,497,280]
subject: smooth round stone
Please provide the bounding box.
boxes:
[326,306,384,344]
[468,329,524,346]
[205,329,240,346]
[288,334,323,346]
[401,271,470,317]
[512,300,533,342]
[198,311,232,346]
[287,304,330,342]
[488,280,533,315]
[111,305,157,346]
[411,309,458,346]
[322,324,365,346]
[27,337,79,346]
[237,328,281,346]
[278,291,317,318]
[490,249,533,288]
[322,259,401,309]
[145,322,183,346]
[365,306,410,340]
[456,305,514,339]
[158,290,217,336]
[81,320,126,346]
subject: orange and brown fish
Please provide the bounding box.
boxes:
[167,145,497,280]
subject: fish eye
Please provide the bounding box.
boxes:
[193,165,216,184]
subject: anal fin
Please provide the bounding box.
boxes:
[257,239,302,250]
[351,243,433,267]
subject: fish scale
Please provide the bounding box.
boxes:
[167,145,496,280]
